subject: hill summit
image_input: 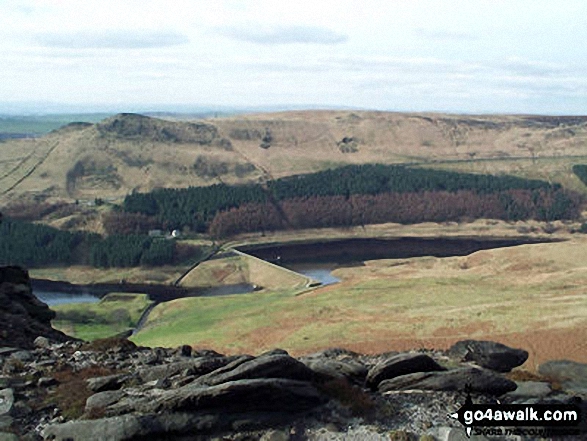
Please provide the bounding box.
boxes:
[2,110,587,204]
[96,113,226,145]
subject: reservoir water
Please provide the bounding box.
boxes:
[32,282,256,306]
[283,263,341,286]
[238,236,558,286]
[33,237,557,305]
[35,290,101,306]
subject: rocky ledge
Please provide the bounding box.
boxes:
[0,336,585,441]
[0,267,73,349]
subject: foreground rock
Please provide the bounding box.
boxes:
[43,411,310,441]
[447,340,528,372]
[538,359,587,397]
[0,273,583,440]
[378,367,517,395]
[366,353,444,389]
[137,356,230,383]
[86,374,131,393]
[137,378,325,414]
[0,267,73,349]
[0,336,583,440]
[301,358,368,385]
[0,389,14,415]
[194,353,316,386]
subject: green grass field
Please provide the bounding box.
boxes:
[131,288,307,351]
[131,274,514,352]
[52,293,153,341]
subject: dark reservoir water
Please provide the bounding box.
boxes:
[238,237,557,286]
[33,237,557,304]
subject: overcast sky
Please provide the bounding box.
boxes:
[1,0,586,114]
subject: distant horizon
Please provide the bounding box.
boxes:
[1,101,587,118]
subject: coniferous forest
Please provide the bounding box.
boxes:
[122,183,267,232]
[89,234,175,268]
[0,218,91,267]
[0,218,176,268]
[267,164,555,199]
[572,164,587,186]
[208,189,580,237]
[1,164,583,268]
[121,164,583,238]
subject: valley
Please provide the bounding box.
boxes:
[4,3,587,438]
[27,217,587,372]
[1,110,587,374]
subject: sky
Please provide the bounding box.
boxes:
[1,0,586,114]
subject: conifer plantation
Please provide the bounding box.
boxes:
[121,165,583,238]
[3,164,582,267]
[0,219,176,268]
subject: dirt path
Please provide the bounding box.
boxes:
[0,141,59,196]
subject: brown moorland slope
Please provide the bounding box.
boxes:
[132,232,587,370]
[2,111,587,204]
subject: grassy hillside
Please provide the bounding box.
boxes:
[0,113,263,204]
[52,293,152,341]
[2,111,587,205]
[132,233,587,369]
[212,111,587,184]
[131,288,309,353]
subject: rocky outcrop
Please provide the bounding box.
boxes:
[0,266,73,349]
[96,113,230,148]
[447,339,528,372]
[301,358,367,385]
[145,378,325,414]
[366,353,444,389]
[538,360,587,397]
[137,356,230,383]
[193,353,316,386]
[1,260,580,439]
[0,337,582,440]
[378,367,517,395]
[42,411,304,441]
[86,374,131,393]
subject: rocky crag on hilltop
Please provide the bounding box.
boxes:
[0,266,586,440]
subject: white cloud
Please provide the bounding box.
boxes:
[0,0,586,114]
[414,28,478,42]
[220,25,348,45]
[36,30,189,49]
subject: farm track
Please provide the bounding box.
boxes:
[0,151,37,181]
[0,141,59,196]
[231,143,274,182]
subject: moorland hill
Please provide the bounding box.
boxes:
[2,111,587,204]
